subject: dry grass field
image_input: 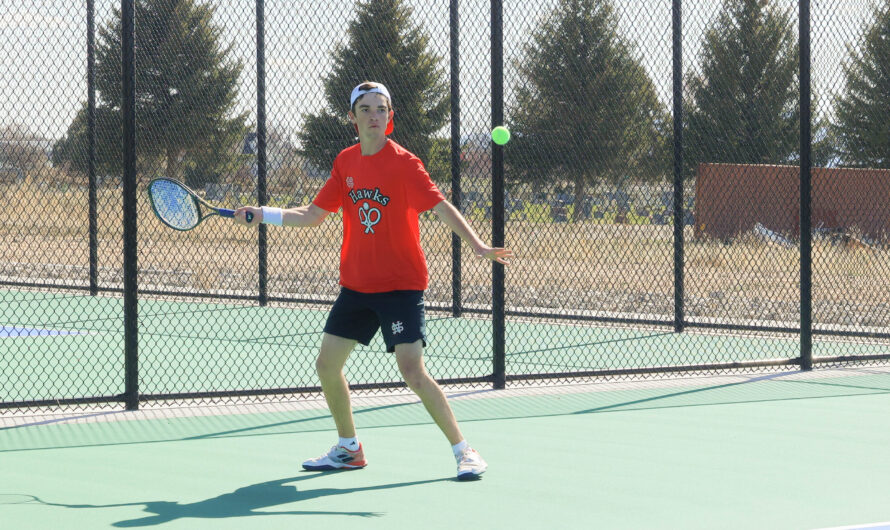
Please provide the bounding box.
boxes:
[2,181,888,330]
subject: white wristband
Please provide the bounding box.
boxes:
[261,206,283,226]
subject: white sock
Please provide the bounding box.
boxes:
[339,437,359,451]
[452,439,469,457]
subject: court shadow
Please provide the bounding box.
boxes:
[181,400,421,441]
[0,410,129,431]
[24,473,451,526]
[568,372,791,415]
[569,371,890,416]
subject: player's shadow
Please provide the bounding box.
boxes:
[28,473,450,526]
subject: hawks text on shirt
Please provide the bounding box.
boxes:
[347,187,390,206]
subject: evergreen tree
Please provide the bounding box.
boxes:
[51,104,124,179]
[684,0,799,176]
[831,1,890,168]
[299,0,449,181]
[53,0,248,184]
[507,0,669,221]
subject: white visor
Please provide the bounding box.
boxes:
[350,83,391,109]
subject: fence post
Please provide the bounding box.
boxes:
[87,0,98,296]
[121,0,139,410]
[256,0,269,306]
[491,0,506,390]
[672,0,685,333]
[450,0,462,318]
[799,0,813,370]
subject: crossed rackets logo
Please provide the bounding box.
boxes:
[358,202,381,233]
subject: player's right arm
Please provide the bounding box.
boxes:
[234,203,330,227]
[236,152,343,227]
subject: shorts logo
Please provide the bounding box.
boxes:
[391,321,404,335]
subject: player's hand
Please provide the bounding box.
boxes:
[234,206,261,226]
[475,245,514,265]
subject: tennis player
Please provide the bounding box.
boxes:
[234,81,512,480]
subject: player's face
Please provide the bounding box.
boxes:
[349,93,392,138]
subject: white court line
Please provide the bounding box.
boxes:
[813,522,890,530]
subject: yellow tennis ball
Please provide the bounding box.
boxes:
[491,126,510,145]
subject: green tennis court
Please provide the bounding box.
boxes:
[0,287,882,402]
[3,288,890,528]
[2,367,890,529]
[2,287,889,404]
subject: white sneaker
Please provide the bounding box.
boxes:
[456,448,487,480]
[302,443,367,471]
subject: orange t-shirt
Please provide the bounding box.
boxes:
[313,140,445,293]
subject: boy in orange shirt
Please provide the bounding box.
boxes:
[235,82,512,480]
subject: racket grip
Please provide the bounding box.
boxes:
[219,208,252,222]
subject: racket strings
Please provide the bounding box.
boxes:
[150,180,200,230]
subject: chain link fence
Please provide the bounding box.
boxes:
[2,0,888,413]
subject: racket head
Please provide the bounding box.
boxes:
[0,494,40,505]
[147,178,203,231]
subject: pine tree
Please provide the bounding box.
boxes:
[832,1,890,168]
[507,0,669,222]
[299,0,448,180]
[53,0,248,184]
[684,0,799,176]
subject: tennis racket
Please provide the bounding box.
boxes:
[147,178,252,231]
[0,494,41,505]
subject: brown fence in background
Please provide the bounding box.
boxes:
[695,163,890,241]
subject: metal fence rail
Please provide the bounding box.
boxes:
[2,0,889,413]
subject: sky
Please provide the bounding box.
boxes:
[0,0,876,144]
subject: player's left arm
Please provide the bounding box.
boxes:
[432,200,513,265]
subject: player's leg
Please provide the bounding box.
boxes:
[379,290,487,479]
[394,339,463,444]
[303,289,378,471]
[316,332,358,439]
[395,341,487,480]
[316,288,378,439]
[302,332,368,471]
[376,290,462,443]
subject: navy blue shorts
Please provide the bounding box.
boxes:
[323,288,427,353]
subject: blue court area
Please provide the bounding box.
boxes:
[0,326,85,338]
